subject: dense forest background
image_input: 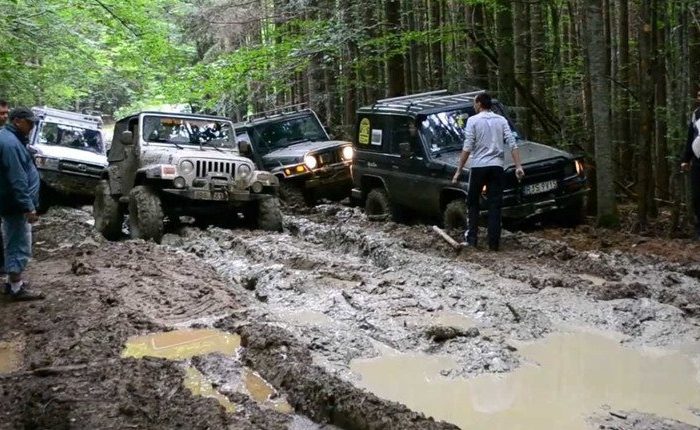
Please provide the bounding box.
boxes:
[2,0,700,230]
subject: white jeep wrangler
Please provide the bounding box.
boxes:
[93,111,282,243]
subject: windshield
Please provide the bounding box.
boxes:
[142,115,235,148]
[420,107,475,154]
[419,103,520,154]
[38,122,104,154]
[249,114,327,151]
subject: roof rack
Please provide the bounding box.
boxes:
[33,106,102,125]
[375,90,449,104]
[244,103,309,122]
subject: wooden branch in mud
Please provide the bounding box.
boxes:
[506,302,522,323]
[432,225,462,250]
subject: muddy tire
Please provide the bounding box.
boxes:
[94,180,123,241]
[279,182,309,208]
[37,184,58,214]
[256,197,283,231]
[365,188,392,221]
[443,199,467,231]
[128,186,164,243]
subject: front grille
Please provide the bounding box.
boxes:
[58,160,104,177]
[504,158,567,190]
[195,160,235,178]
[315,149,343,168]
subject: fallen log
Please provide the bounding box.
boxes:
[432,225,462,250]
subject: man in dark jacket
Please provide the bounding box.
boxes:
[681,90,700,239]
[0,107,42,300]
[0,100,9,275]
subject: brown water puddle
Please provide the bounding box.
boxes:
[351,330,700,430]
[0,341,22,374]
[243,368,294,413]
[185,367,237,413]
[122,329,241,360]
[122,329,291,414]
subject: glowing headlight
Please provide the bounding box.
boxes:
[304,154,317,170]
[238,164,252,178]
[575,159,584,176]
[342,146,354,161]
[180,160,194,174]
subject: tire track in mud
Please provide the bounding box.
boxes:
[167,205,700,384]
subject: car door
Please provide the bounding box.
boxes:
[387,115,432,211]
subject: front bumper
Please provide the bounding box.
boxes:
[501,189,587,219]
[38,169,101,196]
[303,165,352,190]
[162,187,275,203]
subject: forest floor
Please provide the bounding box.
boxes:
[0,203,699,430]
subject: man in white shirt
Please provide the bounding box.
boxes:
[451,93,525,251]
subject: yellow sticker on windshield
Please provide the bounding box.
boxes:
[358,118,370,145]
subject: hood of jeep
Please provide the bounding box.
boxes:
[142,147,251,165]
[261,140,350,165]
[33,144,107,166]
[438,140,572,168]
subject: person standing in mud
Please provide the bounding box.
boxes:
[451,93,525,251]
[0,107,42,300]
[0,100,9,276]
[681,89,700,240]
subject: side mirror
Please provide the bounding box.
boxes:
[399,142,412,159]
[238,140,252,156]
[120,130,134,145]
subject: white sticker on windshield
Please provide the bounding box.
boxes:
[371,129,382,146]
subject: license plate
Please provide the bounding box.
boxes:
[523,180,558,196]
[212,191,226,200]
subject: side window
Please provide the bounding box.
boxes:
[356,115,390,153]
[389,116,422,156]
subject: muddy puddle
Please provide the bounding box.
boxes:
[351,329,700,430]
[122,329,292,414]
[0,341,22,374]
[122,328,241,360]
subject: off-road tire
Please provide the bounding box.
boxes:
[128,185,164,243]
[256,197,283,231]
[279,182,309,208]
[94,180,122,241]
[443,199,468,231]
[37,183,59,214]
[365,188,392,221]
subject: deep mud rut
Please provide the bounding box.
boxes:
[1,205,699,429]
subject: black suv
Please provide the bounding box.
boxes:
[234,107,354,206]
[351,90,588,229]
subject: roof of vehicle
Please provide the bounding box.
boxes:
[115,111,230,124]
[357,89,487,117]
[236,105,316,127]
[32,106,103,129]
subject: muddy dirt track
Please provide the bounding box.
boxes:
[1,205,699,429]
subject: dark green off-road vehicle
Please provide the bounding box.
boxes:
[234,107,354,206]
[350,90,588,229]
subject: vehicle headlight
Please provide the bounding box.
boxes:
[251,181,264,193]
[342,146,354,161]
[173,177,187,188]
[575,159,585,176]
[35,156,59,170]
[180,160,194,174]
[304,154,317,170]
[238,164,252,178]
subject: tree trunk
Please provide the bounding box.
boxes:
[466,3,489,89]
[429,0,444,88]
[514,0,532,137]
[385,0,405,97]
[617,0,633,183]
[496,0,515,105]
[585,0,617,225]
[654,2,669,201]
[637,0,655,229]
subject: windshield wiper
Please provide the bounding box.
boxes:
[199,140,224,153]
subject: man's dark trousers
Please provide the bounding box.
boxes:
[466,166,504,249]
[691,161,700,236]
